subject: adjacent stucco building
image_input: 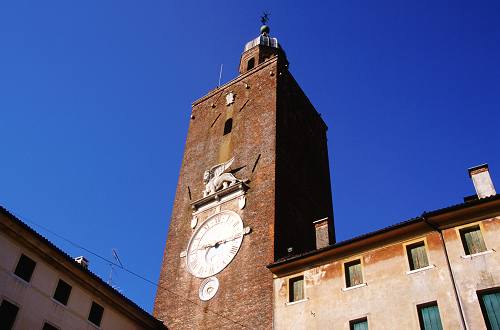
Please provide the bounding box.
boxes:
[0,206,166,330]
[269,165,499,330]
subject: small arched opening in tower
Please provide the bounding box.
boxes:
[223,118,233,135]
[247,58,255,71]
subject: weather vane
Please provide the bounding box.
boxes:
[260,12,270,25]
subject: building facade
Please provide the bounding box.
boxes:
[269,165,499,330]
[0,207,165,330]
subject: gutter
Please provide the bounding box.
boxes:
[421,214,468,330]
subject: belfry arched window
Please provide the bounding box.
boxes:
[247,58,255,71]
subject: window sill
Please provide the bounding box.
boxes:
[50,298,68,308]
[86,320,102,329]
[285,298,308,306]
[11,273,31,286]
[461,250,494,259]
[342,283,367,292]
[406,265,435,275]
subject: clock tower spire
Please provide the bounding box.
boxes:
[154,23,335,329]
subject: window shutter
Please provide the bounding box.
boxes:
[420,304,443,330]
[411,244,429,270]
[293,278,304,302]
[289,276,304,302]
[350,263,363,286]
[461,226,487,255]
[481,291,500,330]
[466,229,487,254]
[352,319,368,330]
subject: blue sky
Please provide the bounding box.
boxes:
[1,1,499,312]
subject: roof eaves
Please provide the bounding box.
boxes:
[422,193,500,218]
[268,216,422,268]
[269,194,500,269]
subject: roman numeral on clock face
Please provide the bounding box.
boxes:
[230,246,239,255]
[189,259,199,269]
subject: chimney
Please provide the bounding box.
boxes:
[313,218,330,249]
[74,256,89,269]
[468,164,496,199]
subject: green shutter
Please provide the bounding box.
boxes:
[352,319,368,330]
[420,304,443,330]
[482,292,500,330]
[410,244,429,270]
[463,227,487,255]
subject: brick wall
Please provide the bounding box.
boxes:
[154,58,279,329]
[154,44,334,329]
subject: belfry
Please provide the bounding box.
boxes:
[153,22,334,329]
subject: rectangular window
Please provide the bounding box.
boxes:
[53,279,72,305]
[345,260,363,287]
[288,275,304,303]
[478,289,500,330]
[417,302,443,330]
[14,254,36,282]
[0,299,19,330]
[407,241,429,270]
[88,301,104,327]
[460,226,487,255]
[350,317,368,330]
[43,322,59,330]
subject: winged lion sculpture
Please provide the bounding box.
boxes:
[203,157,244,197]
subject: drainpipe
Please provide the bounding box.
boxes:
[421,214,468,330]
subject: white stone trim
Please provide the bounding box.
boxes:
[191,183,248,214]
[342,283,367,292]
[285,298,309,306]
[406,264,435,275]
[460,249,494,259]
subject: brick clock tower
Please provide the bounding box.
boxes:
[154,24,335,329]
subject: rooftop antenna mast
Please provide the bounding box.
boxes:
[218,64,223,87]
[108,248,124,287]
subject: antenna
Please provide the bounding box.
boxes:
[108,248,124,287]
[112,248,124,268]
[218,64,224,87]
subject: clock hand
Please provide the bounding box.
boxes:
[218,232,243,245]
[199,232,243,250]
[199,242,217,250]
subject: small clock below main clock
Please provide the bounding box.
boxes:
[199,277,219,301]
[186,210,244,278]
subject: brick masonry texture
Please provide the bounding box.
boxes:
[154,44,334,329]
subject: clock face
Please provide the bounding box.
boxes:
[186,210,244,278]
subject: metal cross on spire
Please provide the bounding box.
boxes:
[260,12,270,25]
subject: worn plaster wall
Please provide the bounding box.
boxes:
[274,231,469,330]
[443,216,500,329]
